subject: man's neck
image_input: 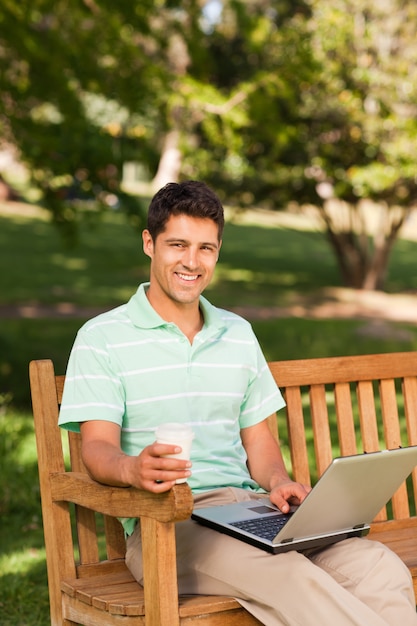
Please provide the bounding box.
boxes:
[146,290,204,343]
[177,308,204,344]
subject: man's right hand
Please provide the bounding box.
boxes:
[80,421,192,492]
[130,441,192,492]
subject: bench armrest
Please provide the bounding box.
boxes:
[50,471,193,522]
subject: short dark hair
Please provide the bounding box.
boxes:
[146,180,224,241]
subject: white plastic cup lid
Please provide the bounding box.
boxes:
[155,422,194,442]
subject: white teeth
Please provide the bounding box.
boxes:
[178,273,198,281]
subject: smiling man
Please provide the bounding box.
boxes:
[142,210,221,341]
[58,180,417,626]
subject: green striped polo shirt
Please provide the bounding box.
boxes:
[59,283,285,535]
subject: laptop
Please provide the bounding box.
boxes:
[191,446,417,554]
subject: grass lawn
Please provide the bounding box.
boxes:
[1,203,417,624]
[0,409,48,626]
[2,205,417,408]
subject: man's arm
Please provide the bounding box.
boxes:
[241,418,311,513]
[80,420,192,493]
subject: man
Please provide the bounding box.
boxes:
[59,180,416,625]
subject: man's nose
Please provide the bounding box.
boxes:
[182,247,198,268]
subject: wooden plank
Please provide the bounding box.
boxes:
[357,381,386,521]
[63,595,145,626]
[76,559,128,578]
[91,583,145,614]
[379,379,403,448]
[104,515,126,561]
[284,386,311,486]
[76,507,100,565]
[50,472,193,521]
[379,378,410,519]
[63,577,145,616]
[370,517,417,532]
[403,376,417,445]
[403,377,417,508]
[334,382,357,456]
[141,517,180,626]
[61,570,136,598]
[68,431,86,472]
[270,352,417,387]
[29,360,77,626]
[180,610,262,625]
[179,596,242,617]
[67,427,102,565]
[56,374,65,402]
[356,381,380,453]
[309,384,333,477]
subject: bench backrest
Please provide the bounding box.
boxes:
[269,352,417,522]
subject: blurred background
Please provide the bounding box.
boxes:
[1,1,417,623]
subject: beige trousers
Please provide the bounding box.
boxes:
[126,487,417,626]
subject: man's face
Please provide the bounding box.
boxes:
[142,213,221,309]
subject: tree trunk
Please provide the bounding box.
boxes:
[151,129,182,192]
[318,201,408,291]
[325,229,368,289]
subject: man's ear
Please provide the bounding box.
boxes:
[142,229,154,259]
[217,239,222,260]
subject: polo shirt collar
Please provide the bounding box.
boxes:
[127,283,226,334]
[127,283,163,329]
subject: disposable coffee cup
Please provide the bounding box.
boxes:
[155,422,194,484]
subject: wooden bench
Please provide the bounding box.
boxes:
[30,352,417,625]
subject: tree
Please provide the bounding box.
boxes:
[183,0,417,290]
[0,0,188,237]
[0,0,315,211]
[298,0,417,289]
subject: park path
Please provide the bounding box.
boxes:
[1,288,417,328]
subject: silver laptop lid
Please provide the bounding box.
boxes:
[275,446,417,544]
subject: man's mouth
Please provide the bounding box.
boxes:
[177,272,199,282]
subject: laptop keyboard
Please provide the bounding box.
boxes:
[230,514,292,541]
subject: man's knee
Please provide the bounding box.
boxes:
[311,538,412,589]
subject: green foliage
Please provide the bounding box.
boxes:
[305,0,417,206]
[2,0,417,284]
[0,0,178,236]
